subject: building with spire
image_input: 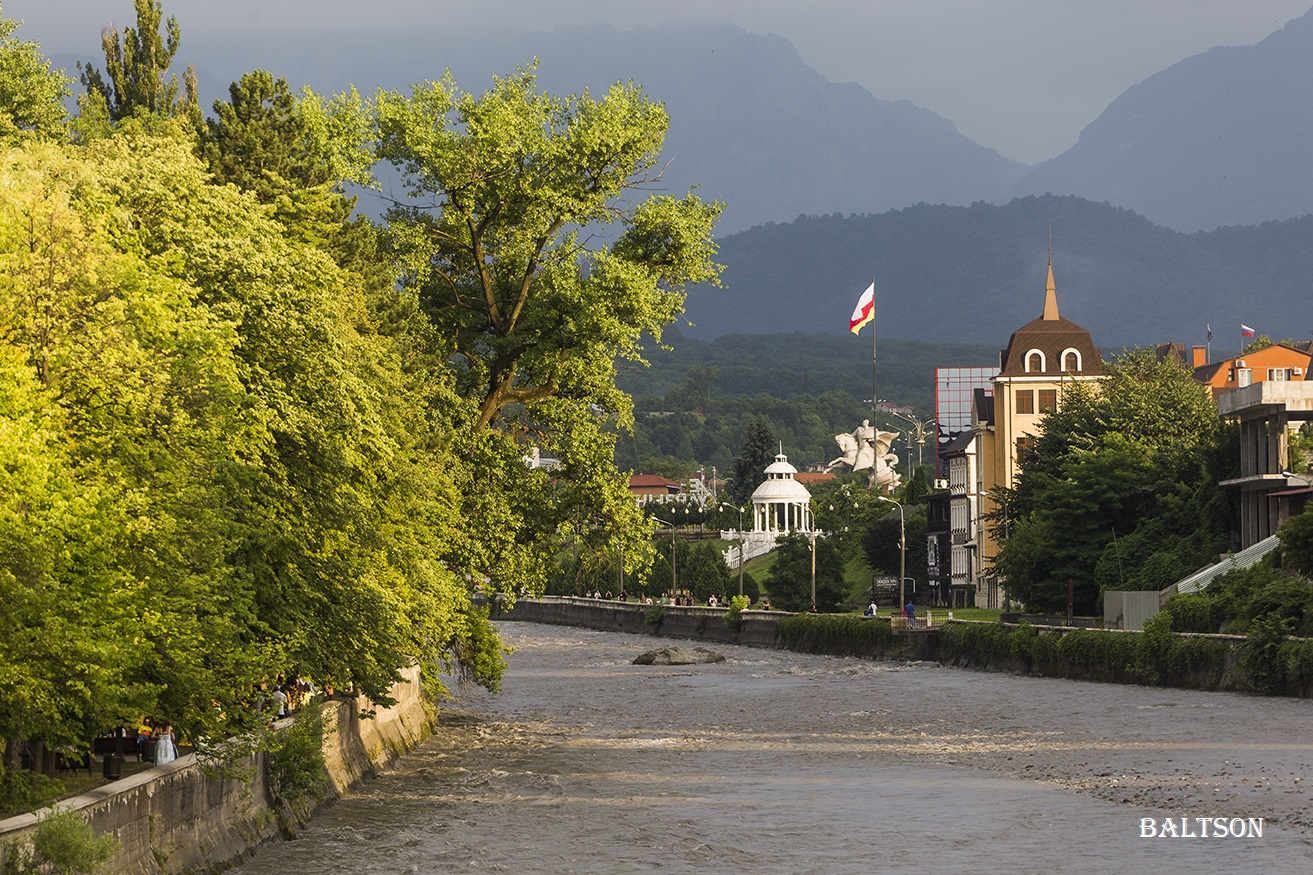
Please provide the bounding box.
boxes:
[961,258,1106,608]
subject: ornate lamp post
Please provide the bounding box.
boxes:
[878,495,906,617]
[718,502,746,596]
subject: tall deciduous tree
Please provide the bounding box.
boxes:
[765,533,846,612]
[78,0,196,123]
[320,68,723,597]
[372,68,722,433]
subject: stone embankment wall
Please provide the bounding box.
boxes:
[0,665,430,874]
[490,595,783,647]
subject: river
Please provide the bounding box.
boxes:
[230,622,1313,874]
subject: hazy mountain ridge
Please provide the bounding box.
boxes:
[58,21,1025,235]
[1011,6,1313,231]
[680,194,1313,349]
[46,10,1313,258]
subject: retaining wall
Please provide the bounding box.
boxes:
[490,596,784,647]
[0,665,431,874]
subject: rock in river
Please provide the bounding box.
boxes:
[633,647,726,666]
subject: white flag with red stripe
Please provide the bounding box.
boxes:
[849,281,875,334]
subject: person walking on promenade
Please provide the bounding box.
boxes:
[153,722,177,766]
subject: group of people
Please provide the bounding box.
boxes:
[864,600,920,627]
[135,717,177,765]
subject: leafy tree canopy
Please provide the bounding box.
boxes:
[0,3,71,139]
[765,533,846,612]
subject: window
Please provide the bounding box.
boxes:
[1268,368,1289,382]
[1237,368,1253,387]
[1024,349,1046,373]
[1061,348,1082,372]
[1016,436,1034,454]
[1015,390,1034,414]
[1038,389,1057,412]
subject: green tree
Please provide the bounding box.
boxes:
[370,67,722,432]
[683,541,732,603]
[862,504,928,598]
[1278,511,1313,579]
[727,416,777,505]
[0,3,71,139]
[765,533,846,612]
[78,0,197,123]
[327,67,723,600]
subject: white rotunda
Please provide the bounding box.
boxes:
[750,450,813,534]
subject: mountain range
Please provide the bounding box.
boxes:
[49,6,1313,237]
[1010,5,1313,232]
[41,5,1313,348]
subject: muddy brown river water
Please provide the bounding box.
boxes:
[231,622,1313,874]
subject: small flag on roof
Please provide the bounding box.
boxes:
[1241,324,1256,338]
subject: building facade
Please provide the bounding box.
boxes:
[1218,381,1313,547]
[971,262,1106,607]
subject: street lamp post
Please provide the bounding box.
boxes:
[653,518,676,595]
[718,502,746,596]
[887,409,937,478]
[879,496,906,618]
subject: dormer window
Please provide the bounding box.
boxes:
[1061,348,1082,372]
[1024,349,1046,373]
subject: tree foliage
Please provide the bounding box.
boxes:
[765,533,847,612]
[0,4,71,140]
[3,15,720,809]
[371,67,722,432]
[78,0,197,124]
[726,417,777,505]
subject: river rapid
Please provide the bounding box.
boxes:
[230,622,1313,874]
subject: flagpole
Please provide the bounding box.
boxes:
[871,277,877,423]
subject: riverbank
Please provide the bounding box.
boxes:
[0,665,431,874]
[496,596,1312,697]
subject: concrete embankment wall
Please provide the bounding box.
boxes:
[0,665,431,874]
[490,596,784,647]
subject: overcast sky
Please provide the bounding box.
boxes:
[9,0,1313,164]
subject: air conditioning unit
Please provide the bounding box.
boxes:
[934,479,949,490]
[1235,360,1246,368]
[1294,367,1304,375]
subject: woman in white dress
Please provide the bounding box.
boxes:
[153,722,177,765]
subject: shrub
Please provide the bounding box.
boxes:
[1243,613,1294,695]
[265,700,329,833]
[3,808,116,875]
[1280,638,1313,696]
[1164,592,1218,633]
[723,595,749,634]
[774,614,893,658]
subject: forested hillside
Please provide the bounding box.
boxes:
[681,196,1313,349]
[614,333,997,476]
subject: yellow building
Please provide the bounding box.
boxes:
[972,261,1105,608]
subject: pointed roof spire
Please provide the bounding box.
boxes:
[1042,229,1060,321]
